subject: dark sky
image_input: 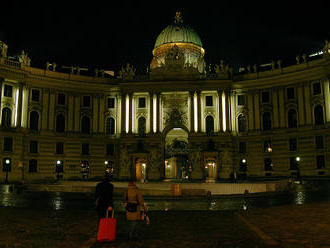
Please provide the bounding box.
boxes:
[0,1,329,73]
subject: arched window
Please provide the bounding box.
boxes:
[81,116,90,134]
[56,114,65,132]
[29,111,39,131]
[238,115,246,133]
[205,115,214,134]
[1,107,11,128]
[106,117,115,135]
[288,109,297,128]
[138,117,146,136]
[262,112,272,131]
[314,105,324,125]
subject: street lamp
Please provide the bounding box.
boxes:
[4,158,11,184]
[295,156,301,182]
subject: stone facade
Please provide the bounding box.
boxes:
[0,21,330,182]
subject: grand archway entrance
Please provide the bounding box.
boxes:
[164,127,189,179]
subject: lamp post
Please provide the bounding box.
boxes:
[296,156,301,182]
[4,159,11,184]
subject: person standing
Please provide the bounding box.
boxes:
[124,180,147,241]
[95,173,114,220]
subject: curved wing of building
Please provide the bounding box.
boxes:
[0,14,330,183]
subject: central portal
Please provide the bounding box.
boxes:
[164,128,189,179]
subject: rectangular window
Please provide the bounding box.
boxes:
[29,159,37,173]
[138,97,146,108]
[3,137,13,152]
[58,93,66,105]
[289,157,299,170]
[287,87,295,99]
[82,143,89,155]
[205,96,213,106]
[32,89,40,102]
[264,158,273,171]
[313,82,321,95]
[4,85,13,97]
[107,98,115,108]
[316,155,325,169]
[106,143,115,156]
[261,91,270,103]
[239,142,246,154]
[237,95,245,106]
[30,141,38,153]
[315,136,324,149]
[56,142,64,154]
[289,138,297,151]
[83,96,90,107]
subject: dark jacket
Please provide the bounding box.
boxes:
[95,180,114,218]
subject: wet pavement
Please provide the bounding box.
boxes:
[1,181,330,247]
[1,181,330,211]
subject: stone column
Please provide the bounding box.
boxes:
[117,95,121,134]
[149,92,154,134]
[272,89,279,128]
[156,92,160,133]
[253,92,260,130]
[278,87,285,128]
[48,89,56,130]
[99,95,105,133]
[0,80,2,112]
[323,78,330,122]
[248,92,254,130]
[197,91,202,132]
[17,83,23,128]
[297,84,306,126]
[189,91,194,132]
[128,93,133,134]
[217,90,223,132]
[74,94,80,132]
[67,94,74,132]
[21,85,29,128]
[225,90,231,131]
[121,92,126,134]
[304,84,312,125]
[92,94,99,133]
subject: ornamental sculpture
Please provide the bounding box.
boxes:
[118,63,136,80]
[0,41,8,58]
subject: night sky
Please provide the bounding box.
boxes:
[0,1,329,74]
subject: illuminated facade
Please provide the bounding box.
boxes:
[1,14,330,182]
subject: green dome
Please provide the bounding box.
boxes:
[154,23,203,48]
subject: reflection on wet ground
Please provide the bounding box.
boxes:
[1,181,330,211]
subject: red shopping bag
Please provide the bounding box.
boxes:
[97,209,116,242]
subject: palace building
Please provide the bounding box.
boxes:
[1,13,330,182]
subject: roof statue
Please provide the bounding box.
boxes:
[118,63,136,80]
[0,41,8,58]
[18,50,31,66]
